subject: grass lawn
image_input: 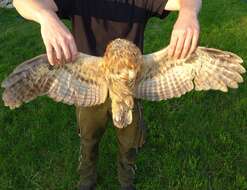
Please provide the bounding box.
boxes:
[1,0,247,189]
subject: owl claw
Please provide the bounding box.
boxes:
[112,107,133,129]
[113,112,125,128]
[115,115,121,122]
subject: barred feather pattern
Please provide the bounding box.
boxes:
[1,54,108,109]
[1,39,246,128]
[135,47,245,101]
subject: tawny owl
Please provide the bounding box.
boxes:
[1,39,246,128]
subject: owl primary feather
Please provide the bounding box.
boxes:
[1,39,246,128]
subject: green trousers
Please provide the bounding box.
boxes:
[76,98,146,187]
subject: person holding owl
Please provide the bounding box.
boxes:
[12,0,201,189]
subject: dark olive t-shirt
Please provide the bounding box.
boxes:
[54,0,169,56]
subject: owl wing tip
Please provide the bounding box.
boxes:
[241,66,246,74]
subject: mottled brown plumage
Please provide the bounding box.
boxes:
[1,38,246,128]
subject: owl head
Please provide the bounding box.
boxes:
[103,38,143,86]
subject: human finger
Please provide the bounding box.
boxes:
[53,41,63,64]
[174,31,186,59]
[180,29,193,59]
[45,43,55,65]
[60,38,72,63]
[68,36,78,62]
[168,32,178,58]
[188,29,199,57]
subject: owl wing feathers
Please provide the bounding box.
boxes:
[2,53,108,109]
[134,46,245,101]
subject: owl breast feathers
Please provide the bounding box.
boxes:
[1,38,246,128]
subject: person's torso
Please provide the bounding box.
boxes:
[71,0,157,55]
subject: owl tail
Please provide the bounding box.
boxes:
[1,54,52,109]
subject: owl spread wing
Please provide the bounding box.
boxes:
[135,46,246,101]
[1,53,108,109]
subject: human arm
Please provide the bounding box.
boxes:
[164,0,202,59]
[13,0,78,65]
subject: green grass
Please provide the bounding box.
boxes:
[1,0,247,189]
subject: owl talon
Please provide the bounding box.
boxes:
[112,106,133,128]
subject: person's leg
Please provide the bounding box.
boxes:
[115,101,146,188]
[76,98,110,188]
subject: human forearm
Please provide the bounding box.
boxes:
[179,0,202,16]
[13,0,78,65]
[165,0,201,13]
[13,0,58,24]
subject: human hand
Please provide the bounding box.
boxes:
[39,11,78,65]
[168,11,200,59]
